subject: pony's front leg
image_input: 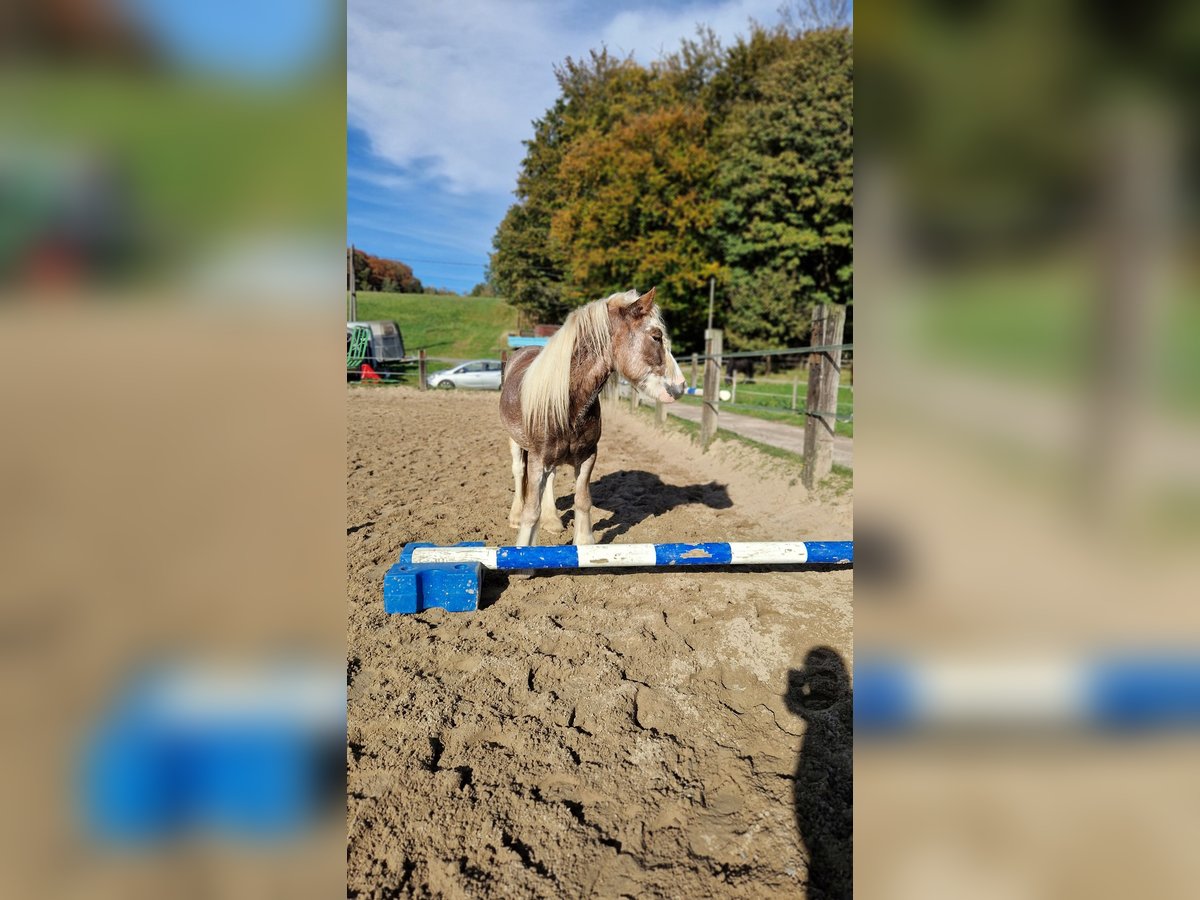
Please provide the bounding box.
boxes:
[508,439,524,529]
[515,457,550,547]
[572,451,598,545]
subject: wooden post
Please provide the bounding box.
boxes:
[690,353,698,389]
[500,350,508,387]
[1084,105,1168,521]
[630,382,638,412]
[731,369,738,404]
[802,305,845,488]
[655,397,667,428]
[700,329,722,448]
[791,372,799,412]
[418,349,427,391]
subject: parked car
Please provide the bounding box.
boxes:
[426,359,503,390]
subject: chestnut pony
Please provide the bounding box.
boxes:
[499,288,686,546]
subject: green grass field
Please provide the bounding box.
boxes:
[354,292,519,361]
[6,71,343,238]
[915,264,1200,416]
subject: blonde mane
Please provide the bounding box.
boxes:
[520,289,657,435]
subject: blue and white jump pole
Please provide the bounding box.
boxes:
[384,540,852,614]
[683,386,732,401]
[855,654,1200,734]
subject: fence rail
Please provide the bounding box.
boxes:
[640,305,850,482]
[688,342,852,362]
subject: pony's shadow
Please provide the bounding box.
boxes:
[786,647,853,900]
[561,470,733,544]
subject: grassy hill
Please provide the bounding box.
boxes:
[354,292,518,361]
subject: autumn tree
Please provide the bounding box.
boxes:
[550,102,723,346]
[351,248,423,293]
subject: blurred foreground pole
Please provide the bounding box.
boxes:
[1086,104,1172,522]
[802,304,845,488]
[418,349,427,390]
[346,246,356,322]
[700,329,722,447]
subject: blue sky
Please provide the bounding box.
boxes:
[347,0,796,293]
[123,0,334,79]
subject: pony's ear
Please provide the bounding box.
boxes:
[630,287,656,319]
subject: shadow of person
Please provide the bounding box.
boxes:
[786,647,853,900]
[576,470,732,544]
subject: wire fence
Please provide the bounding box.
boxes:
[675,343,855,434]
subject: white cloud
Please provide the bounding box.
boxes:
[599,0,783,61]
[347,0,786,197]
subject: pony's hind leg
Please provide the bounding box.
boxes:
[515,457,550,547]
[540,467,564,535]
[508,439,524,529]
[572,451,598,545]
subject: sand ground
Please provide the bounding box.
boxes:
[346,387,852,898]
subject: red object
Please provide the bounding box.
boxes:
[360,363,381,381]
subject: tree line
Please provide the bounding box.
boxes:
[488,22,852,352]
[352,248,423,293]
[351,248,462,295]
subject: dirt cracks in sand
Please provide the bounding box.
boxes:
[347,388,852,898]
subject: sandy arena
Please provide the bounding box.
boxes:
[347,387,852,898]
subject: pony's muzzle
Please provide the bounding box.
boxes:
[665,381,686,400]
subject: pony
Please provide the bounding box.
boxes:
[499,287,687,546]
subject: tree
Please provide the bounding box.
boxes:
[491,201,569,323]
[549,103,723,347]
[717,28,852,348]
[725,267,814,349]
[489,22,854,348]
[351,248,423,293]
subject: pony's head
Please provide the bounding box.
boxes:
[607,287,686,404]
[518,287,686,436]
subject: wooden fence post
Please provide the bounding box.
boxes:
[655,398,667,428]
[690,353,698,389]
[791,372,799,412]
[630,382,638,412]
[731,369,738,404]
[418,349,427,391]
[700,329,722,448]
[802,306,845,488]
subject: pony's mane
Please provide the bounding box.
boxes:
[520,289,658,435]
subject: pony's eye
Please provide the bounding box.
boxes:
[650,332,663,343]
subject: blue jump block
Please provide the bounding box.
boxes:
[80,665,343,843]
[383,542,484,614]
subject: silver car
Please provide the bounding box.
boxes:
[426,359,503,390]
